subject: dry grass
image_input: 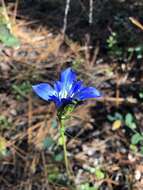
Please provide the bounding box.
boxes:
[0,1,143,190]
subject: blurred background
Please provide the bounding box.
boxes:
[0,0,143,189]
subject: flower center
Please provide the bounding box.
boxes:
[59,89,68,99]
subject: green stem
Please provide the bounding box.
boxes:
[59,118,71,177]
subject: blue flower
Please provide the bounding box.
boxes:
[32,68,101,108]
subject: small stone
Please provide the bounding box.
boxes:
[96,59,103,64]
[135,170,141,181]
[120,148,127,154]
[93,158,99,166]
[108,160,113,164]
[82,164,89,170]
[87,149,95,156]
[121,129,126,133]
[128,153,136,162]
[116,141,121,146]
[115,172,123,182]
[89,158,93,163]
[10,109,17,116]
[82,145,88,152]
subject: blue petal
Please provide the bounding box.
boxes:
[74,87,101,100]
[60,97,73,106]
[54,81,62,93]
[54,81,66,99]
[49,95,72,108]
[69,80,83,97]
[32,83,56,101]
[49,95,62,107]
[60,68,76,93]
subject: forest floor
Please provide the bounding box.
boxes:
[0,1,143,190]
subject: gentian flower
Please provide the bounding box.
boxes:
[32,68,101,108]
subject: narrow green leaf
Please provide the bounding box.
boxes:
[43,137,55,149]
[0,24,20,48]
[125,113,133,127]
[131,133,143,145]
[95,169,105,180]
[54,153,64,162]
